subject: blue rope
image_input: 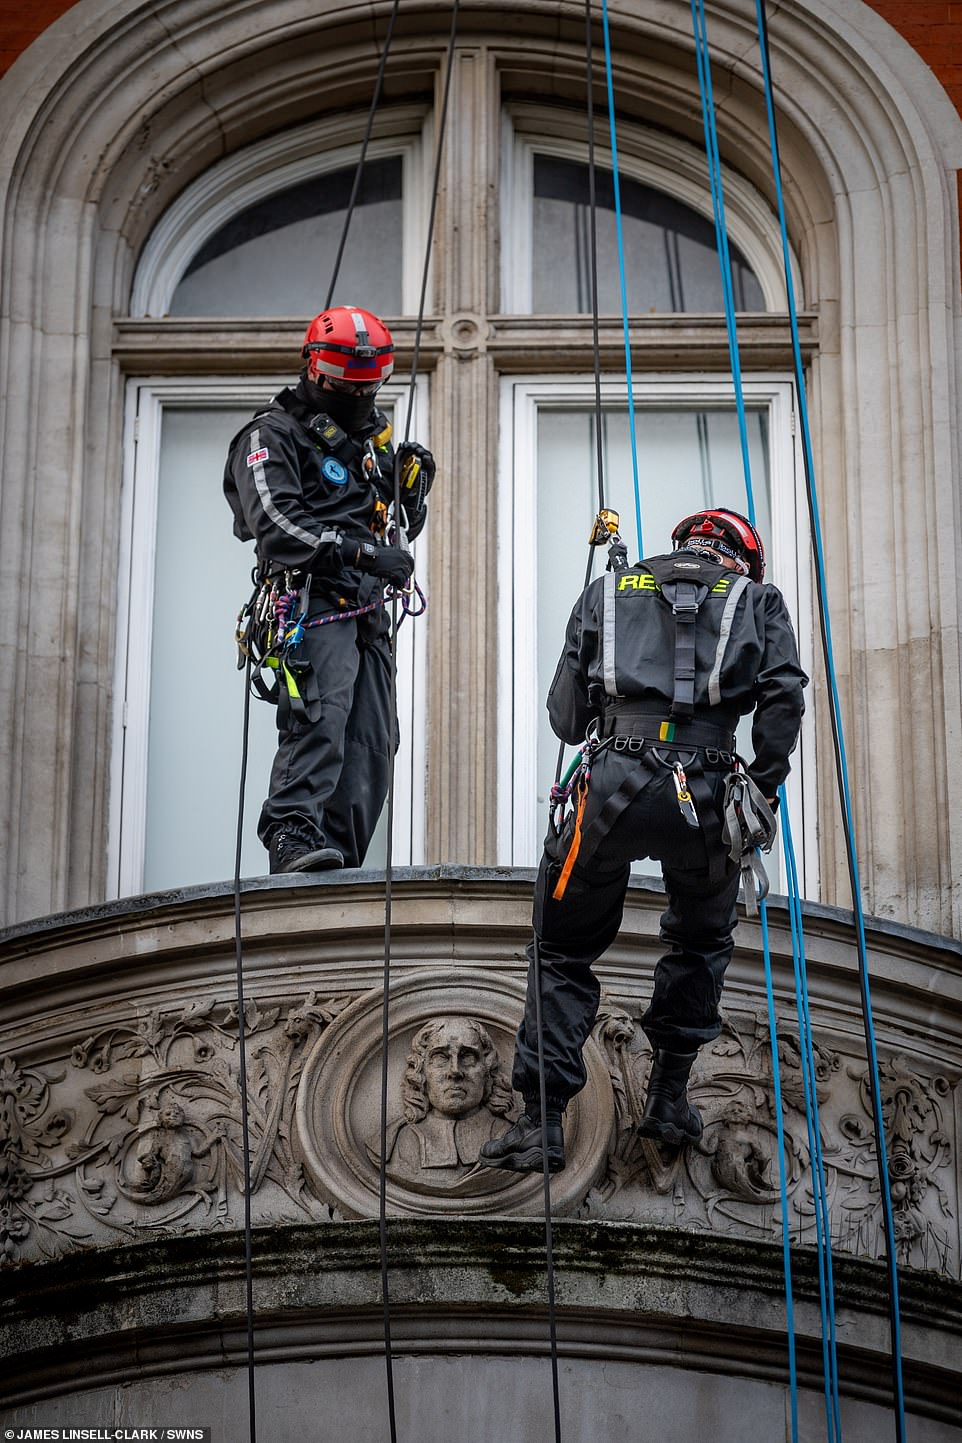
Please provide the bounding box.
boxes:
[689,0,754,491]
[781,796,842,1441]
[753,3,907,1436]
[600,0,643,559]
[759,902,800,1443]
[688,7,799,1435]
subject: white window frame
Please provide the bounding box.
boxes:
[131,109,432,318]
[108,376,429,900]
[501,108,802,314]
[496,373,817,896]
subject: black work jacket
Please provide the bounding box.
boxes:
[223,383,396,602]
[547,551,808,796]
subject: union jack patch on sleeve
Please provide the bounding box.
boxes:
[247,447,269,466]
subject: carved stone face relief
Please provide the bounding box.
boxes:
[294,971,614,1218]
[374,1016,515,1189]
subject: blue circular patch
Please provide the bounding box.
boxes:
[321,456,348,485]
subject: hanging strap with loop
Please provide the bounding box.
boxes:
[659,578,711,718]
[721,768,776,916]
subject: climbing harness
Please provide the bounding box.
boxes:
[235,566,425,724]
[720,765,776,914]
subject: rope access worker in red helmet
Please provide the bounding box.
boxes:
[224,305,435,875]
[480,509,807,1175]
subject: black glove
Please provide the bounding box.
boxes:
[402,503,428,542]
[397,443,436,513]
[353,540,415,587]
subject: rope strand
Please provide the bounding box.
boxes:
[324,0,402,310]
[378,9,463,1438]
[599,0,643,559]
[754,2,907,1433]
[231,651,258,1443]
[687,6,802,1430]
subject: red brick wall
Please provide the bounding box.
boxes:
[0,0,76,78]
[865,2,962,117]
[3,1,962,101]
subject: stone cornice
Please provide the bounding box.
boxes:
[110,315,818,374]
[2,1222,960,1419]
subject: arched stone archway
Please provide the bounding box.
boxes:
[0,0,960,934]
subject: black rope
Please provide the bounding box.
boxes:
[323,0,402,310]
[402,0,461,444]
[379,565,401,1443]
[376,8,462,1438]
[230,7,404,1434]
[532,934,564,1443]
[231,650,258,1443]
[584,0,606,520]
[537,16,615,1435]
[533,7,613,1440]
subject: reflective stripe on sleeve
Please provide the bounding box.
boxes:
[602,569,621,698]
[708,575,750,705]
[248,427,341,551]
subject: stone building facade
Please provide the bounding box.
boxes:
[1,1,961,1439]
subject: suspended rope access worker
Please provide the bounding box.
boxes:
[480,509,807,1174]
[224,305,435,875]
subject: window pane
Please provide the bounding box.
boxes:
[169,156,403,316]
[535,404,774,878]
[143,405,396,890]
[532,155,765,313]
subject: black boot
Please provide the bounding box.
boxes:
[478,1108,566,1174]
[638,1050,703,1146]
[268,826,344,876]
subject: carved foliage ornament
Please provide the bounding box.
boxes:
[0,982,957,1275]
[0,993,348,1265]
[580,1002,957,1275]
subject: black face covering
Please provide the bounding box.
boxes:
[301,374,376,433]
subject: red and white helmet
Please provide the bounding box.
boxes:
[671,508,766,583]
[301,306,394,385]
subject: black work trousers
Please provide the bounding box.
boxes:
[512,747,741,1109]
[257,607,396,868]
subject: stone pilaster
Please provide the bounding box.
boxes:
[424,45,501,863]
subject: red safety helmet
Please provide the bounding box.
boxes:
[671,508,766,583]
[301,306,394,386]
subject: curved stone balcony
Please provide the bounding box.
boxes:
[1,868,960,1440]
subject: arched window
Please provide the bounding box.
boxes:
[530,154,765,313]
[131,115,428,318]
[169,155,405,317]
